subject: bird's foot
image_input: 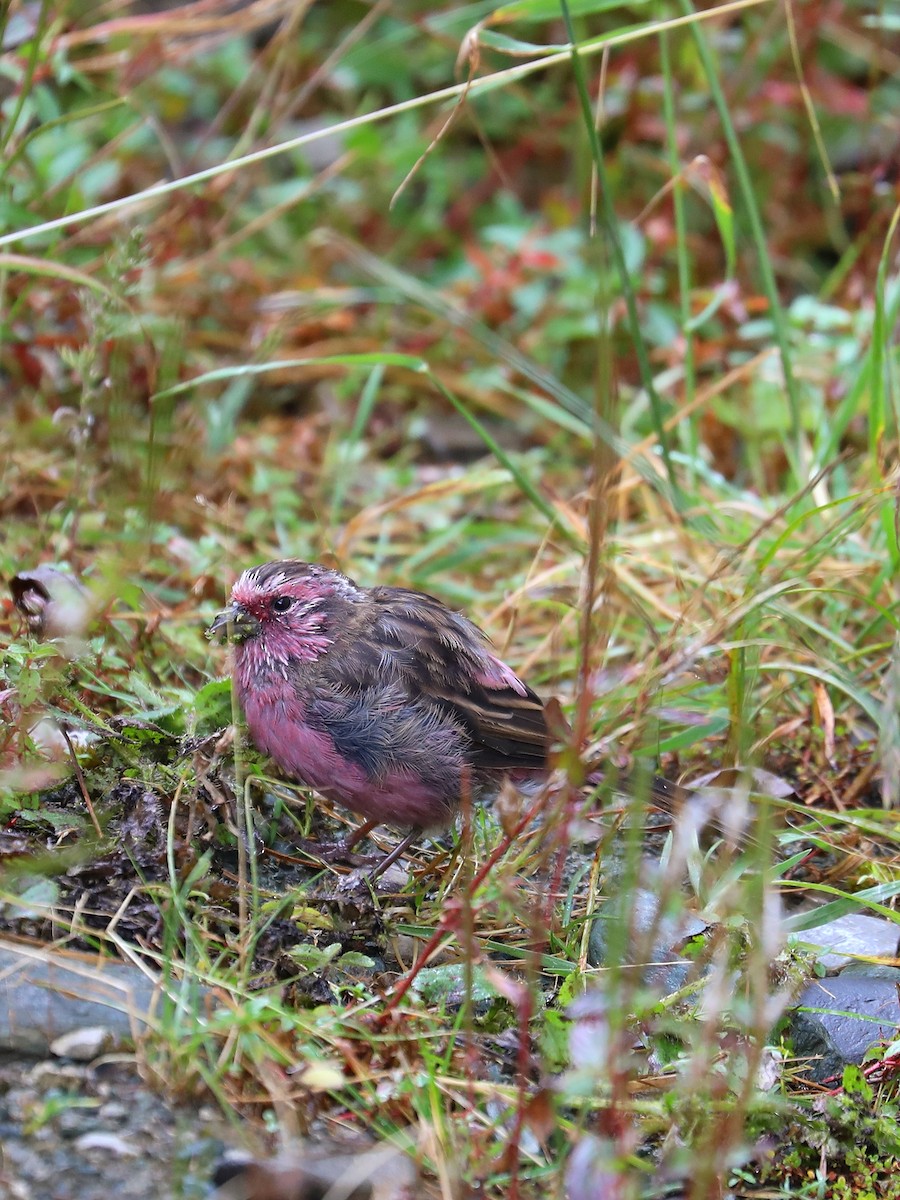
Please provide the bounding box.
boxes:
[293,837,374,868]
[333,859,412,901]
[294,826,422,878]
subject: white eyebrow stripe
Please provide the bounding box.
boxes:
[244,568,292,591]
[293,598,323,615]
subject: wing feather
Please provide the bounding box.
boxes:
[325,586,549,772]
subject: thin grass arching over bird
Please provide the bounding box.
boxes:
[207,560,550,871]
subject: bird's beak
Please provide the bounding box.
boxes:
[206,603,259,643]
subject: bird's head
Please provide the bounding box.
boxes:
[207,560,362,666]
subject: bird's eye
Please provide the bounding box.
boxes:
[271,595,294,613]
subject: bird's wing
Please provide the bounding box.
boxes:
[329,587,549,771]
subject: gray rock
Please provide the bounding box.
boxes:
[22,1061,89,1090]
[790,974,900,1083]
[788,911,900,972]
[58,1108,94,1138]
[0,938,170,1056]
[587,886,709,993]
[840,962,900,981]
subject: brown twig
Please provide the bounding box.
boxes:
[60,726,103,838]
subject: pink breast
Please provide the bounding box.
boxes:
[236,673,451,830]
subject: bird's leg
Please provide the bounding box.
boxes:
[363,827,421,882]
[342,818,378,851]
[312,829,423,898]
[294,819,380,866]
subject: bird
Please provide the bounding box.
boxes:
[207,560,549,870]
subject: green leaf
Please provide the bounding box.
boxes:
[492,0,654,21]
[841,1063,873,1101]
[16,667,42,708]
[647,715,730,754]
[478,31,566,55]
[783,880,900,931]
[192,678,233,730]
[760,661,884,727]
[336,952,376,970]
[152,354,429,403]
[410,963,497,1005]
[4,877,59,918]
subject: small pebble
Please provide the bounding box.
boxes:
[23,1061,88,1089]
[49,1027,114,1062]
[74,1130,140,1157]
[97,1101,128,1122]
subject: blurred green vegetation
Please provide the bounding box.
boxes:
[1,1,900,1196]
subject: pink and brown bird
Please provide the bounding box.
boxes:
[208,560,549,865]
